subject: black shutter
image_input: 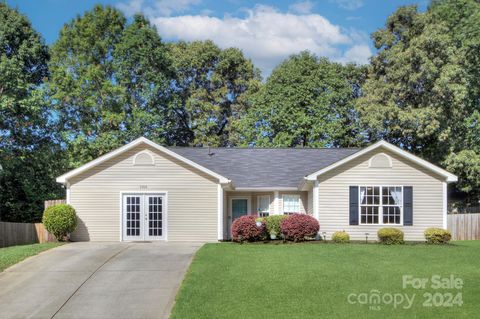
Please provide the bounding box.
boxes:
[349,186,359,225]
[403,186,413,226]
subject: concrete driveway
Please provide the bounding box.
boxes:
[0,242,202,319]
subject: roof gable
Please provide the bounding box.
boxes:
[305,140,458,183]
[56,137,230,184]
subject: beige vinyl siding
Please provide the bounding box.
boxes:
[317,149,444,241]
[69,144,218,242]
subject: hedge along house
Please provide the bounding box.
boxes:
[56,137,457,242]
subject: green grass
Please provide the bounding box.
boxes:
[0,243,62,272]
[171,241,480,319]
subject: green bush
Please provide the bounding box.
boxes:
[424,228,452,244]
[264,215,288,237]
[331,231,350,243]
[377,228,404,245]
[42,204,77,241]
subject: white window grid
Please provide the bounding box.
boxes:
[359,186,403,225]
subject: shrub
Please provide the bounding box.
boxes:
[264,215,288,237]
[42,204,77,241]
[424,228,452,244]
[280,214,319,242]
[377,228,404,245]
[231,215,266,242]
[332,231,350,243]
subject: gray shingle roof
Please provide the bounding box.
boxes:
[168,147,360,188]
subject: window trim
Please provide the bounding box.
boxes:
[257,195,270,217]
[358,185,403,226]
[282,194,301,215]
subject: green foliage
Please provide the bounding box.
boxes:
[331,231,350,243]
[357,1,480,197]
[424,227,452,244]
[168,40,261,146]
[377,228,405,245]
[445,150,480,195]
[42,204,77,241]
[48,6,176,167]
[264,215,288,236]
[0,3,65,222]
[234,52,366,147]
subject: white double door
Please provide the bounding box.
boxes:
[122,193,165,241]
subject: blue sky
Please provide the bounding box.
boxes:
[7,0,428,75]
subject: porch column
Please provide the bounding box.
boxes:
[313,181,319,220]
[274,191,280,215]
[217,184,224,240]
[66,182,71,204]
[443,181,447,229]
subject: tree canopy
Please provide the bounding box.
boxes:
[357,0,480,198]
[1,0,480,221]
[234,52,366,147]
[0,3,64,222]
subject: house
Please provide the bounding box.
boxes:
[56,137,457,242]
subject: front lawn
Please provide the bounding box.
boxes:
[171,241,479,319]
[0,243,62,272]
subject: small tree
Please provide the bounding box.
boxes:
[43,204,77,241]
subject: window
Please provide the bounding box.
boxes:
[369,153,392,168]
[360,186,402,225]
[257,195,270,217]
[133,152,154,166]
[283,195,300,215]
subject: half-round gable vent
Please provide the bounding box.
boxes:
[369,153,392,168]
[133,152,154,166]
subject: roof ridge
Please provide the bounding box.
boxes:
[167,146,362,150]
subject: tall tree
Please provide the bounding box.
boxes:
[234,52,366,147]
[168,40,261,146]
[48,6,175,167]
[48,5,127,167]
[0,3,63,222]
[113,14,175,144]
[357,1,480,198]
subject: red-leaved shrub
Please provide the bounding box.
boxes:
[280,214,319,242]
[231,215,266,242]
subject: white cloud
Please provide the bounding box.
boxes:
[117,0,202,17]
[337,44,372,64]
[330,0,364,10]
[118,2,372,75]
[117,0,144,17]
[289,1,315,14]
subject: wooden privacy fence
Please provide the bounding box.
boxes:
[0,199,65,248]
[44,199,66,209]
[448,213,480,240]
[0,222,55,248]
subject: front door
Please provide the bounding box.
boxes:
[232,198,248,221]
[123,194,165,241]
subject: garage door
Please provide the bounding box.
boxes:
[122,193,166,241]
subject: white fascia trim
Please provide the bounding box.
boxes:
[234,187,298,192]
[305,140,458,183]
[56,137,231,184]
